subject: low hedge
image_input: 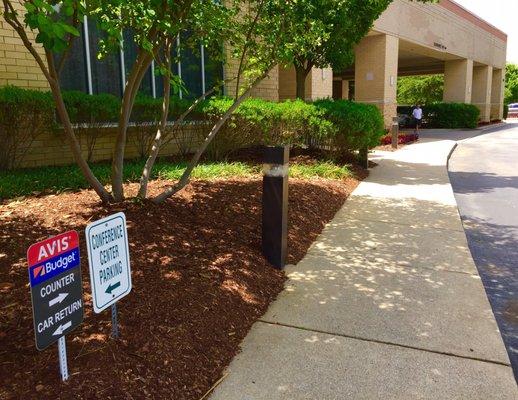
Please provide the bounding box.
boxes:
[399,103,480,129]
[0,86,55,170]
[1,86,386,166]
[131,94,206,123]
[200,97,334,149]
[423,103,480,129]
[200,97,382,158]
[63,91,120,124]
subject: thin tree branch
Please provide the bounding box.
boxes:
[151,69,271,203]
[159,75,238,148]
[234,0,266,99]
[56,7,80,75]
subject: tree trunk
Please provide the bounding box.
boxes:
[295,65,307,100]
[111,51,153,202]
[47,57,113,204]
[3,10,113,203]
[137,40,173,199]
[152,70,271,204]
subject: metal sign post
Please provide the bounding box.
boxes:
[27,231,83,382]
[58,336,69,381]
[111,303,119,338]
[86,212,132,337]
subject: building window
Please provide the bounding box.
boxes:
[57,21,223,99]
[180,32,203,99]
[122,30,153,97]
[204,44,224,95]
[54,26,88,92]
[87,19,123,97]
[154,41,180,98]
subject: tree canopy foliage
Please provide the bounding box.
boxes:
[275,0,435,98]
[2,0,288,203]
[397,74,444,105]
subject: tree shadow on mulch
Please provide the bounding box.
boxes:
[0,178,356,400]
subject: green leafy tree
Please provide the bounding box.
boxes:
[151,0,295,203]
[1,0,226,202]
[276,0,435,99]
[97,0,235,201]
[505,63,518,104]
[1,0,115,200]
[397,74,444,105]
[1,0,267,203]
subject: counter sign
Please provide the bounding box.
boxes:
[27,231,83,351]
[86,212,131,313]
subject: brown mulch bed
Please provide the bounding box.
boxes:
[0,175,361,400]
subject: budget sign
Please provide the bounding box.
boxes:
[27,231,84,350]
[86,212,132,313]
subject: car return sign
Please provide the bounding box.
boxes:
[27,231,83,351]
[86,212,132,314]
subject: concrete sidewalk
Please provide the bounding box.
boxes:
[211,130,517,399]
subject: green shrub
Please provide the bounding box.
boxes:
[198,97,266,160]
[63,91,120,124]
[169,96,205,120]
[423,103,480,129]
[504,104,509,120]
[0,86,55,170]
[198,97,383,160]
[199,97,334,160]
[274,100,334,145]
[62,91,121,161]
[314,99,385,153]
[130,95,207,158]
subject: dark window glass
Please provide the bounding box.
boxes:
[88,18,122,97]
[180,32,202,99]
[204,45,224,94]
[122,30,153,97]
[55,26,88,92]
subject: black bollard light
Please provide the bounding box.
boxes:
[358,146,369,169]
[391,116,399,149]
[262,145,289,269]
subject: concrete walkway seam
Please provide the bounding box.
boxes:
[256,320,512,368]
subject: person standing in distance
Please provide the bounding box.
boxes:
[412,105,423,138]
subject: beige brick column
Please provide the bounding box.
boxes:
[443,59,473,103]
[491,68,505,121]
[309,67,333,100]
[472,65,493,122]
[354,34,399,128]
[278,66,333,101]
[341,80,350,100]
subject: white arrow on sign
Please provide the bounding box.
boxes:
[52,321,72,336]
[49,293,69,307]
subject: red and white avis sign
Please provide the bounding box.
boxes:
[27,231,83,350]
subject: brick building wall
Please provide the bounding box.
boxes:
[223,45,279,102]
[309,68,333,100]
[0,1,48,89]
[20,124,203,168]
